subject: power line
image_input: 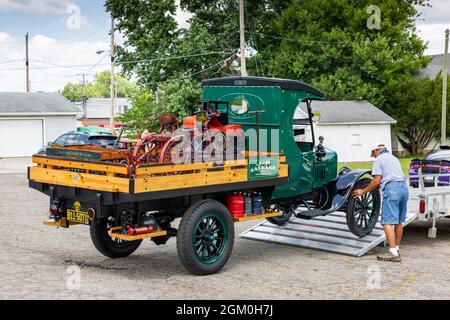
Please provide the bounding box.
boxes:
[116,50,237,64]
[154,51,237,85]
[29,61,82,78]
[0,50,238,71]
[0,59,23,65]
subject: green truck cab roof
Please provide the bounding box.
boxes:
[202,76,325,99]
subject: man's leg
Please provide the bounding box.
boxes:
[395,183,408,248]
[383,224,396,248]
[394,224,403,247]
[378,185,402,262]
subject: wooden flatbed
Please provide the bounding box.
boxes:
[29,153,288,197]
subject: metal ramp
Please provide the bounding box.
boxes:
[240,210,418,257]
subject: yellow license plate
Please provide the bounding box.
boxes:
[66,209,90,224]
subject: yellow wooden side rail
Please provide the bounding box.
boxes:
[29,153,288,194]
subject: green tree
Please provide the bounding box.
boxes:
[118,78,202,135]
[258,0,430,109]
[61,70,138,101]
[388,74,450,155]
[106,0,437,154]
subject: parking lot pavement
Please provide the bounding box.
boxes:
[2,158,450,300]
[0,157,31,174]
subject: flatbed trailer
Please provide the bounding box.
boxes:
[29,152,288,274]
[415,169,450,238]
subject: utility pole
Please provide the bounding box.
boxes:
[109,16,116,133]
[239,0,247,77]
[442,29,449,145]
[25,32,30,93]
[80,73,87,122]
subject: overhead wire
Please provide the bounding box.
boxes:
[153,51,237,85]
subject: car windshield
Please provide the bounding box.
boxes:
[88,135,117,146]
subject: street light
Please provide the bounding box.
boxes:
[96,17,115,133]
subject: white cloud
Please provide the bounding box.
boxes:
[0,0,75,14]
[417,23,450,55]
[175,0,192,29]
[415,1,450,55]
[0,32,109,92]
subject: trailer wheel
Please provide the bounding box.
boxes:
[346,178,381,237]
[177,199,234,275]
[90,220,142,258]
[266,204,292,225]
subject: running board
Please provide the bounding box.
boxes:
[240,210,418,257]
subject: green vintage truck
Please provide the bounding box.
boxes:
[29,76,380,275]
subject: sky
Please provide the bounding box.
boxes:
[0,0,448,93]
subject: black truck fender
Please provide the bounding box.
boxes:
[296,168,373,218]
[323,168,372,212]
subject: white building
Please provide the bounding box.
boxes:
[294,100,397,162]
[78,98,131,128]
[0,92,79,157]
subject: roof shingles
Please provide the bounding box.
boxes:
[295,100,396,125]
[0,92,80,114]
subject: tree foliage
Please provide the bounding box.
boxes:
[105,0,442,155]
[387,74,450,155]
[61,70,138,101]
[118,78,202,135]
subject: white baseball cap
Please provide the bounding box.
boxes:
[370,144,386,157]
[370,144,386,151]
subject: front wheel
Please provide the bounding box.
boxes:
[177,199,234,275]
[90,219,142,258]
[346,178,381,237]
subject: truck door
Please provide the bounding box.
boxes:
[293,112,315,192]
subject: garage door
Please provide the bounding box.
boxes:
[0,119,44,157]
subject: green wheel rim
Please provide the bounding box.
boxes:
[353,191,378,232]
[192,212,228,265]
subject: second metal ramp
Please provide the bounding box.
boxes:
[240,211,418,257]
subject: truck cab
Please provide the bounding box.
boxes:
[202,76,338,199]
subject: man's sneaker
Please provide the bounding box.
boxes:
[377,252,401,262]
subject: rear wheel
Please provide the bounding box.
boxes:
[177,199,234,275]
[90,219,142,258]
[346,178,381,237]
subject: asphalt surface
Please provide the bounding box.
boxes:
[1,157,450,299]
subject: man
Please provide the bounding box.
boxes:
[352,144,408,262]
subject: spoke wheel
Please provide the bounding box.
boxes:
[193,214,227,264]
[177,199,234,275]
[346,178,381,237]
[90,219,142,258]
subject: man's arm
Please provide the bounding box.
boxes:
[352,176,381,197]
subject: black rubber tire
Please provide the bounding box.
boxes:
[90,220,142,258]
[177,199,234,275]
[266,206,292,225]
[346,178,381,237]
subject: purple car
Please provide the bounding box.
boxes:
[409,147,450,188]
